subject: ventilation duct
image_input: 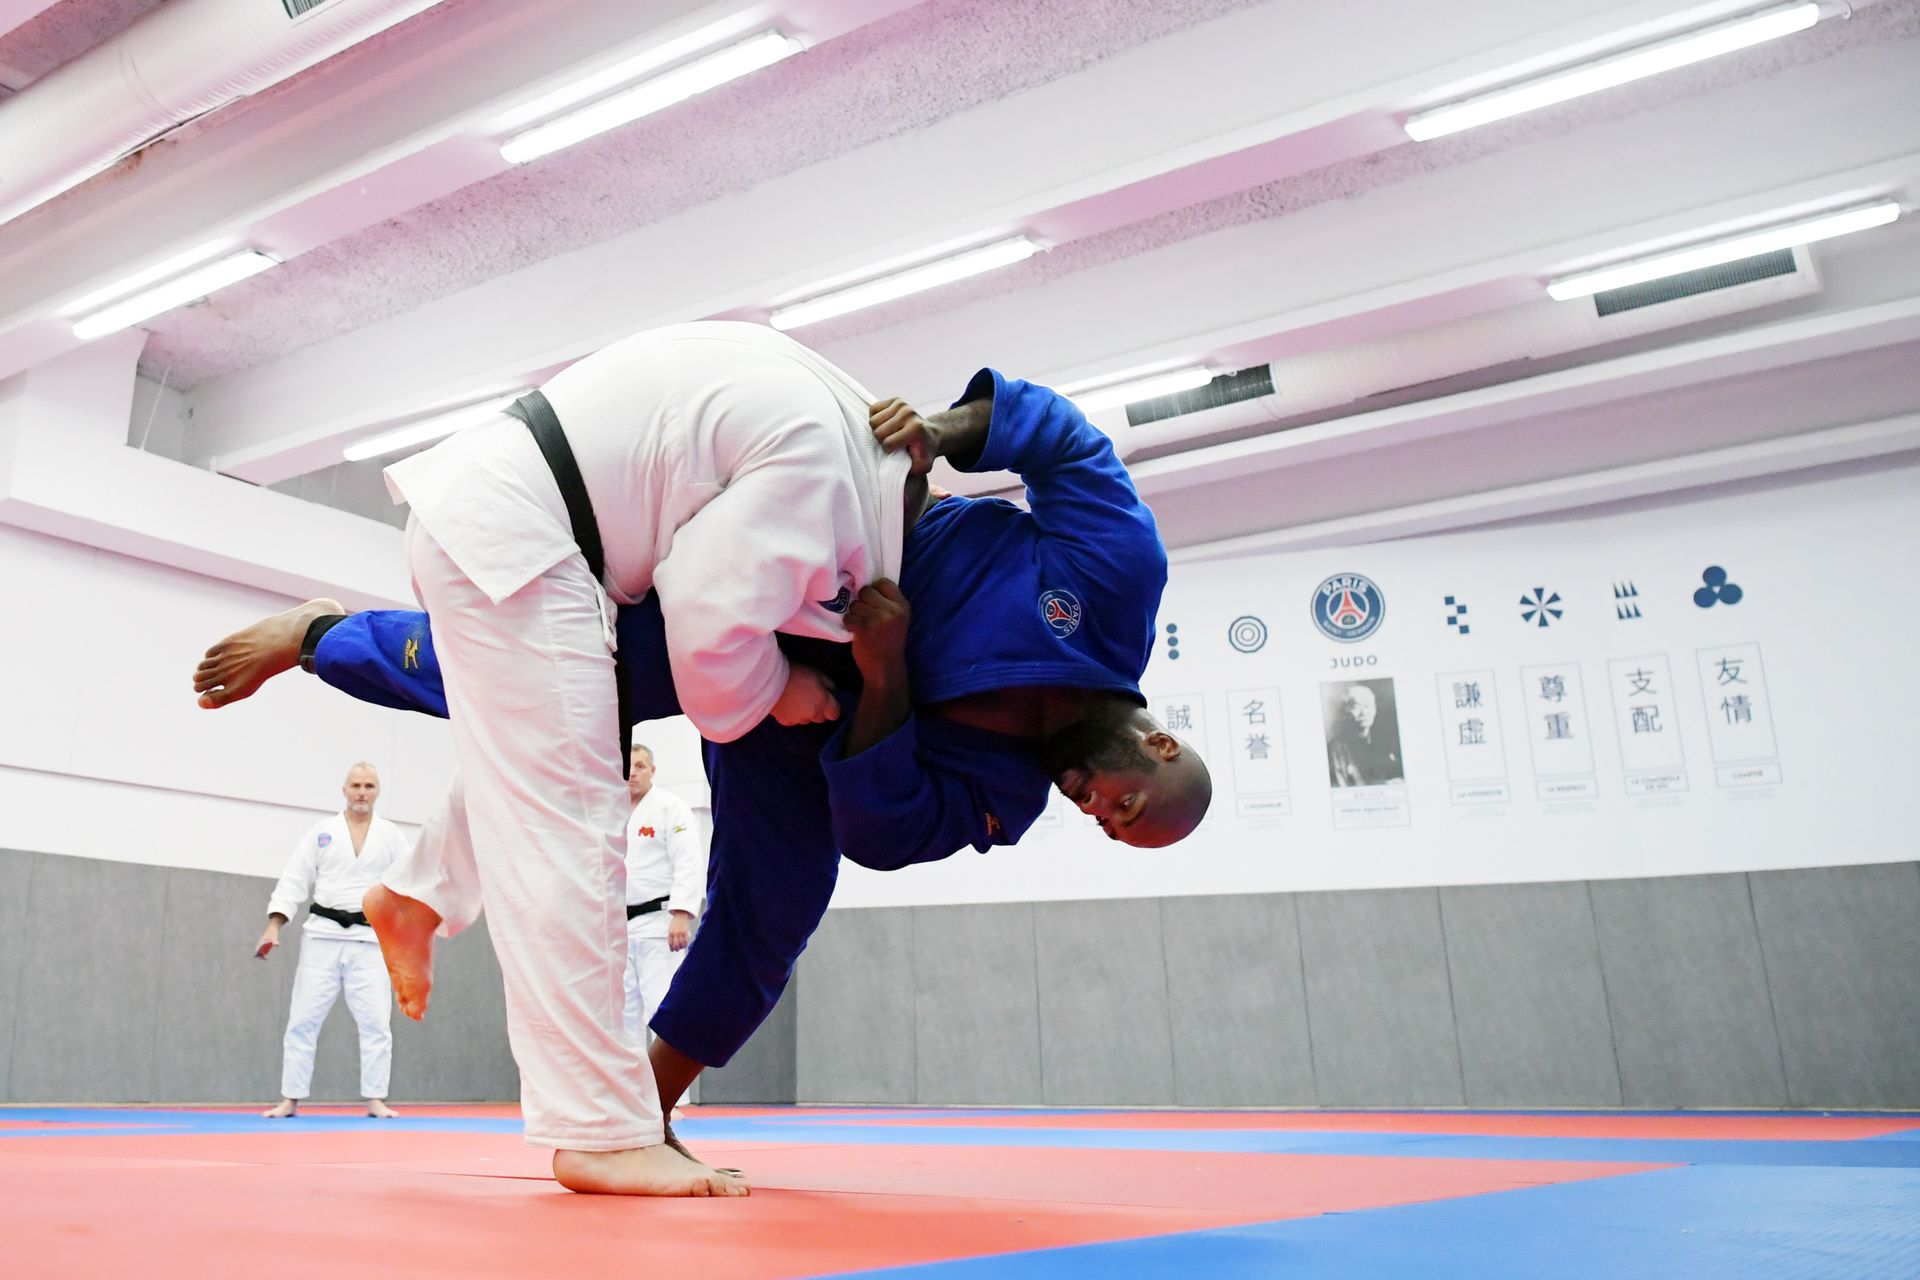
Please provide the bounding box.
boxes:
[0,0,446,228]
[1116,245,1819,454]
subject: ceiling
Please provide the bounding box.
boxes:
[1,0,1916,548]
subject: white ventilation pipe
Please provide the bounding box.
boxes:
[0,0,446,228]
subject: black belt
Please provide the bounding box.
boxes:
[310,903,369,929]
[626,895,669,920]
[506,389,633,778]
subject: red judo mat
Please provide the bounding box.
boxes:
[9,1103,1914,1278]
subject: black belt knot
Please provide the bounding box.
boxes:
[310,903,370,929]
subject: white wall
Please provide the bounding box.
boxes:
[0,523,454,879]
[831,451,1920,909]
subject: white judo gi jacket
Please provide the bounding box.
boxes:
[385,321,911,742]
[625,786,705,935]
[266,813,408,942]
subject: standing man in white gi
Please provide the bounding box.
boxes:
[256,762,408,1119]
[621,743,706,1044]
[360,321,911,1196]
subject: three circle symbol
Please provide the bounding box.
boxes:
[1228,615,1268,654]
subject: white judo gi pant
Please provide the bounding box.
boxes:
[622,926,688,1043]
[281,935,393,1100]
[401,518,660,1152]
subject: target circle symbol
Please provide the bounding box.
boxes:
[1227,615,1268,654]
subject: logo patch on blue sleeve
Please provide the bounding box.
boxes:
[1039,589,1082,637]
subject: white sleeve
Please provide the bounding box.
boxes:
[266,823,322,921]
[650,434,854,743]
[662,795,707,919]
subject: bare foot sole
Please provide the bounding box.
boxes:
[367,1099,400,1118]
[552,1144,748,1197]
[194,598,343,709]
[664,1122,741,1177]
[362,884,439,1021]
[261,1098,297,1119]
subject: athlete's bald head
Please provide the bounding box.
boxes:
[1041,704,1211,847]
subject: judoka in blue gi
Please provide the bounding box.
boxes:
[194,370,1211,1155]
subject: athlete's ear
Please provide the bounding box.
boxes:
[1144,731,1181,761]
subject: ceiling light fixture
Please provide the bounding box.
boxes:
[70,249,280,341]
[768,236,1041,331]
[500,29,800,164]
[1404,2,1823,142]
[1057,365,1218,412]
[342,391,530,462]
[1546,199,1900,300]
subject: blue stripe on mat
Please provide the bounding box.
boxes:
[839,1165,1920,1279]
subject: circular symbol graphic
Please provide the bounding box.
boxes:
[1227,615,1268,654]
[1038,588,1082,637]
[1311,573,1386,643]
[1694,565,1744,608]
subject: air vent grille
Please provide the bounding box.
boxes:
[1124,365,1274,426]
[1592,248,1797,317]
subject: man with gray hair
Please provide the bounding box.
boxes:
[255,761,409,1118]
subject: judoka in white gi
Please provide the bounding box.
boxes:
[620,743,707,1044]
[255,762,407,1119]
[364,321,911,1196]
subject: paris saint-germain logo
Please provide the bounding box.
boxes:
[1039,589,1082,638]
[1312,573,1385,643]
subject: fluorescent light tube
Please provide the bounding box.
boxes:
[1547,200,1901,300]
[62,241,238,317]
[70,250,279,340]
[769,237,1041,330]
[1059,366,1216,412]
[1405,2,1821,141]
[343,392,530,462]
[501,30,799,164]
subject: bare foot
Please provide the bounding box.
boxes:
[362,884,439,1020]
[194,598,343,708]
[261,1098,297,1119]
[552,1144,748,1197]
[367,1099,399,1118]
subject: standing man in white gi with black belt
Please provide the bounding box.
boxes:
[256,762,407,1119]
[361,321,912,1196]
[621,743,707,1044]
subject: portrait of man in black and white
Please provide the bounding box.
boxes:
[1322,679,1405,787]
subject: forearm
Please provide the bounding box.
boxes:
[267,912,289,926]
[843,663,911,758]
[926,396,992,469]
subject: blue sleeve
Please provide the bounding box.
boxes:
[311,611,448,719]
[954,368,1169,598]
[820,714,1037,871]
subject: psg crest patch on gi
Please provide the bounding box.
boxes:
[818,585,853,614]
[316,832,332,848]
[1039,589,1083,638]
[1312,573,1385,643]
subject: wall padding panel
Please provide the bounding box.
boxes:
[1161,893,1315,1106]
[1297,887,1466,1107]
[1033,898,1175,1105]
[1441,882,1623,1107]
[1590,873,1788,1108]
[795,907,916,1104]
[1748,864,1920,1109]
[911,903,1043,1105]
